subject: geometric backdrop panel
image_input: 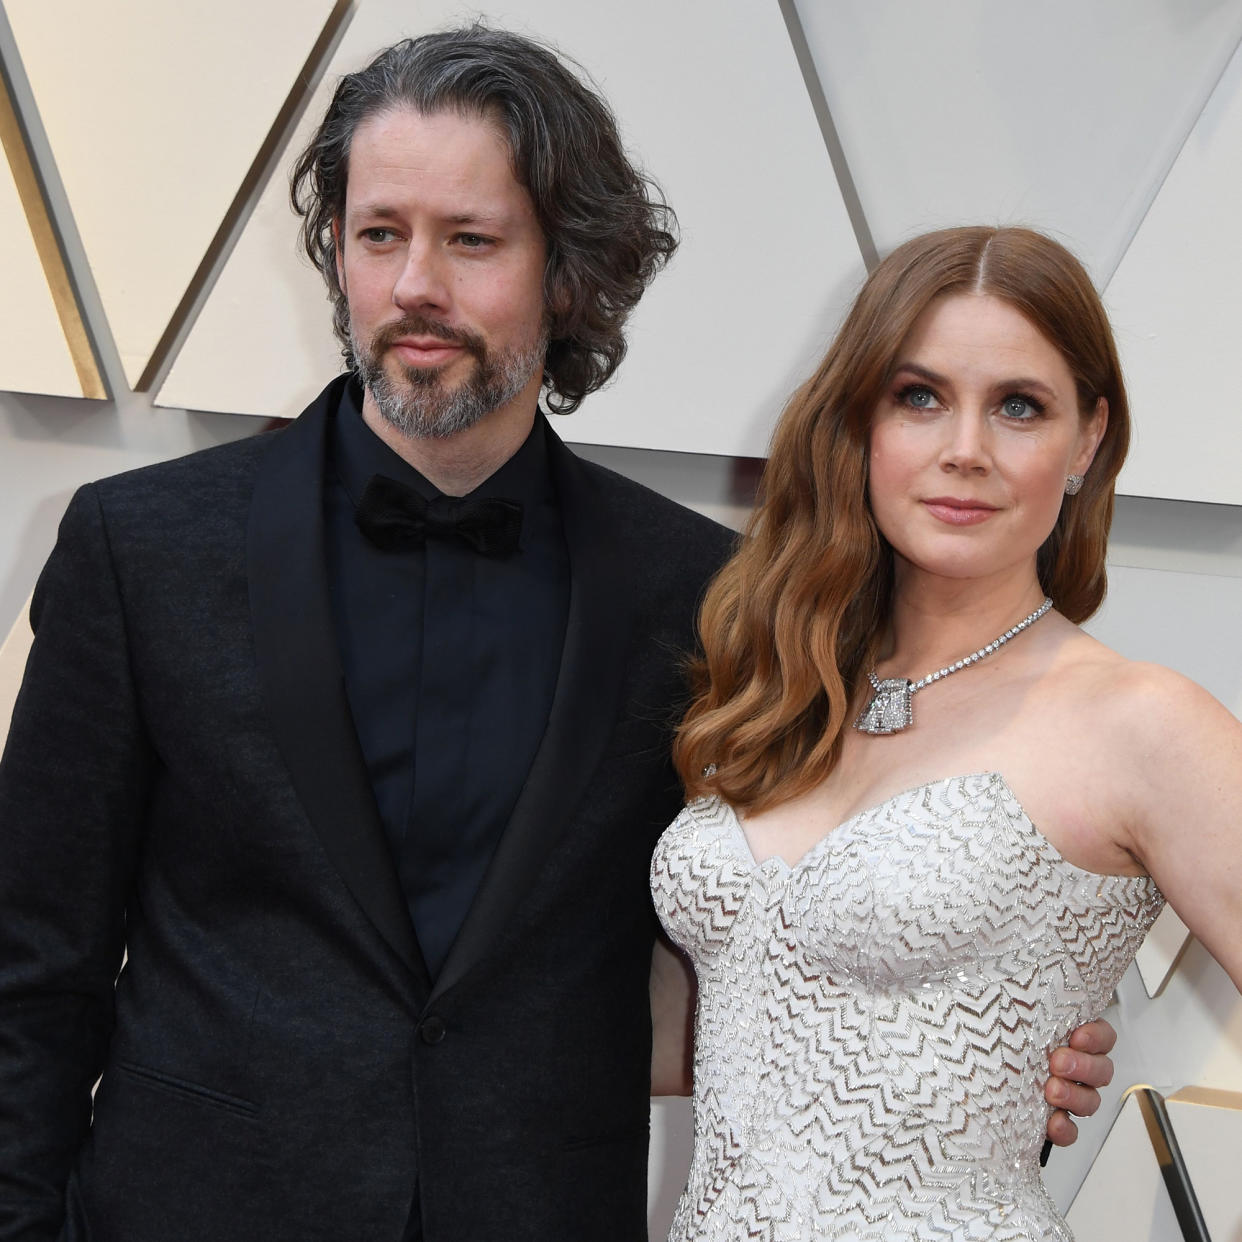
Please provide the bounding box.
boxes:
[794,0,1242,283]
[1067,1087,1242,1239]
[0,595,31,747]
[3,0,343,389]
[796,0,1242,503]
[0,67,101,399]
[157,0,865,458]
[1135,905,1192,999]
[492,0,866,457]
[1106,36,1242,505]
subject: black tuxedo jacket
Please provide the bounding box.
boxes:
[0,378,734,1242]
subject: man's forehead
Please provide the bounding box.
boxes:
[340,104,527,214]
[348,102,513,171]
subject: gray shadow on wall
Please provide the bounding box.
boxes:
[0,386,263,634]
[648,1095,695,1239]
[738,264,867,461]
[0,487,72,644]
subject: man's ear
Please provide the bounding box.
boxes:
[333,217,345,290]
[543,266,572,334]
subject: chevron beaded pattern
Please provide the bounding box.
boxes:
[650,773,1164,1241]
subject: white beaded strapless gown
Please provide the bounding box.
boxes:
[650,771,1163,1241]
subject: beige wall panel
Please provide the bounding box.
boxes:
[1065,1089,1177,1239]
[157,166,342,421]
[0,594,32,748]
[158,0,863,457]
[1107,37,1242,505]
[4,0,341,388]
[1067,1088,1242,1239]
[1136,905,1192,999]
[0,138,87,397]
[1166,1088,1242,1238]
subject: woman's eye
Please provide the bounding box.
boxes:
[898,385,937,410]
[1001,394,1042,420]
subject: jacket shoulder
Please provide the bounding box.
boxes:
[566,452,738,581]
[48,425,296,580]
[82,374,340,519]
[90,425,282,509]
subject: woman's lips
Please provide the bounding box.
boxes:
[922,498,1000,526]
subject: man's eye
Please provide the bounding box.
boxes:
[456,233,491,248]
[361,228,396,244]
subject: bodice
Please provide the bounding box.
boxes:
[650,772,1164,1241]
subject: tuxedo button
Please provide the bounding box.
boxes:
[419,1016,446,1045]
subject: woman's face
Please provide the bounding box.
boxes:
[867,293,1106,589]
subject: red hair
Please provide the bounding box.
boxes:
[675,227,1130,812]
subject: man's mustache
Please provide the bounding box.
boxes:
[371,316,486,359]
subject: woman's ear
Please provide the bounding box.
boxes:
[1072,396,1108,475]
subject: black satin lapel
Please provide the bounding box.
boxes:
[248,380,426,983]
[431,432,634,1002]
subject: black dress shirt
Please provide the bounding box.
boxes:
[324,378,569,977]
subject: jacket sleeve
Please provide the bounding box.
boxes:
[0,485,152,1242]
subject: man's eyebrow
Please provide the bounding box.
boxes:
[347,203,401,220]
[345,204,510,227]
[445,211,510,227]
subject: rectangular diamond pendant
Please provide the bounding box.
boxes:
[854,677,915,735]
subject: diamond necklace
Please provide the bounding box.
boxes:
[853,597,1054,736]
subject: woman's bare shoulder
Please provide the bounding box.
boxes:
[1053,630,1240,755]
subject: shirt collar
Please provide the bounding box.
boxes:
[331,374,556,509]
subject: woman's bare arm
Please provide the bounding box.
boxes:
[650,936,695,1096]
[1120,665,1242,991]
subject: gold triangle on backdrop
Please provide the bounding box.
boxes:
[0,59,104,399]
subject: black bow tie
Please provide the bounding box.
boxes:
[354,474,523,558]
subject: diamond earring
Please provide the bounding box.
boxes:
[1065,474,1085,495]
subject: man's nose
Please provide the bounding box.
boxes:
[392,240,450,313]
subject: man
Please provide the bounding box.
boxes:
[0,26,1111,1242]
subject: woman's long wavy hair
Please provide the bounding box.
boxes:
[290,25,677,413]
[675,226,1131,813]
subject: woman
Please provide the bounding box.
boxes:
[650,226,1242,1240]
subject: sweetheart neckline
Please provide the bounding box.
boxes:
[705,770,1156,887]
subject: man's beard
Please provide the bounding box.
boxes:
[352,314,548,440]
